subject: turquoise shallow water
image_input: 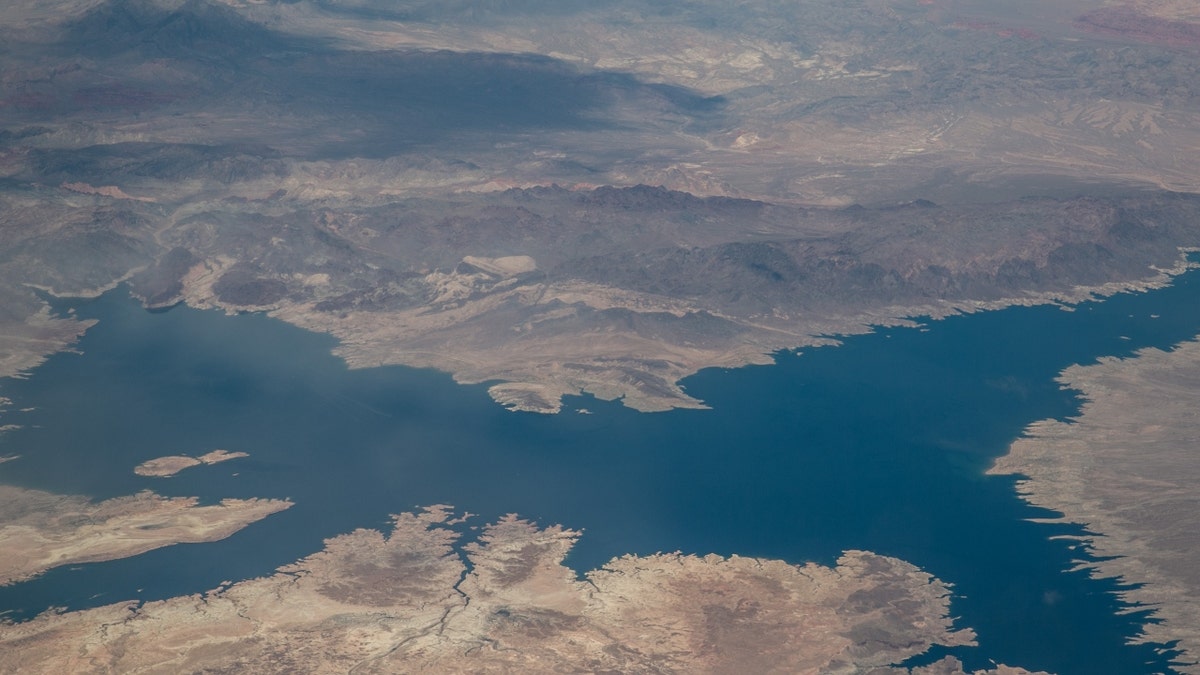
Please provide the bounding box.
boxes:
[2,268,1200,673]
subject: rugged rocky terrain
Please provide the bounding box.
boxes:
[0,506,1042,674]
[3,1,1200,411]
[2,0,1200,409]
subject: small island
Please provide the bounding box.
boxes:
[134,449,249,478]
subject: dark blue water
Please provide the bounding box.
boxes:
[2,268,1200,674]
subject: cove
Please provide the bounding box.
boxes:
[3,268,1200,674]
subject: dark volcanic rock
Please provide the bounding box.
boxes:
[213,265,288,306]
[1077,8,1200,49]
[27,143,288,185]
[60,0,304,61]
[128,247,198,308]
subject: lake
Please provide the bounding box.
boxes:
[3,268,1200,674]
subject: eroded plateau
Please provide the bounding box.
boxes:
[0,506,1043,674]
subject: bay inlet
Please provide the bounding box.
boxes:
[3,266,1200,673]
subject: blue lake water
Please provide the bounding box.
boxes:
[3,268,1200,674]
